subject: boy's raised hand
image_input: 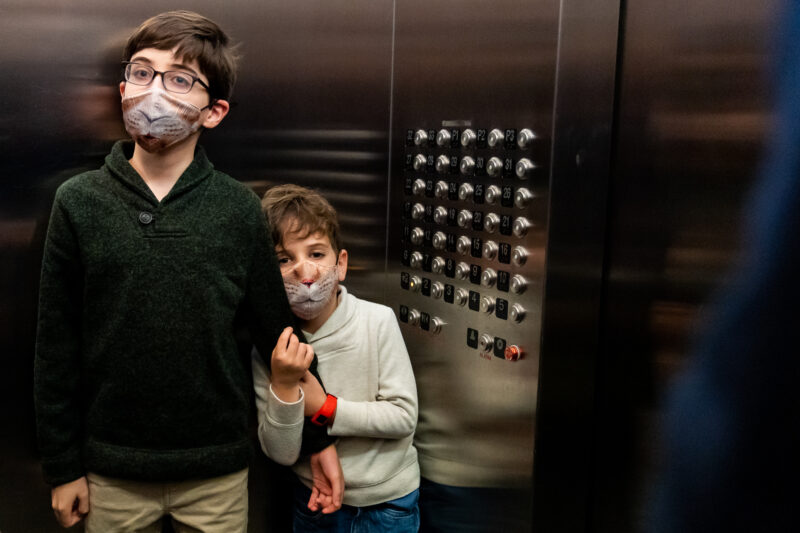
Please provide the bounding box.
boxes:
[270,327,314,402]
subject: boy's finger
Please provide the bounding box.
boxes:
[302,343,315,369]
[286,333,299,356]
[278,327,293,349]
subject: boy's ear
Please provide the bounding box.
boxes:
[119,81,126,98]
[337,249,348,282]
[202,99,230,130]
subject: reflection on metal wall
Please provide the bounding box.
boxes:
[0,1,393,531]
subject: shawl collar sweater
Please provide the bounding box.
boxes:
[35,141,330,486]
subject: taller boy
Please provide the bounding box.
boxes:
[34,11,336,531]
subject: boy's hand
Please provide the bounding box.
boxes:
[308,444,344,514]
[51,476,89,527]
[271,327,314,402]
[299,371,328,416]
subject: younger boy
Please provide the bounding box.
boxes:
[34,11,337,531]
[253,184,420,532]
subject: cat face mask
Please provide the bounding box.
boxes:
[283,263,339,321]
[121,86,204,152]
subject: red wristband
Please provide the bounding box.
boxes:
[311,394,337,426]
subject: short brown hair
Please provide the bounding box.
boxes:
[261,184,343,254]
[123,10,239,101]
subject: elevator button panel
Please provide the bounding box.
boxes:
[398,122,545,362]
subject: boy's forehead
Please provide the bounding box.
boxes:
[279,220,333,249]
[130,47,202,75]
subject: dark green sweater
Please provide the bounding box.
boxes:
[35,141,332,486]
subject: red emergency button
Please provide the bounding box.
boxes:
[504,345,523,361]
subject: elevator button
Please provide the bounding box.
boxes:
[411,203,425,221]
[431,256,446,274]
[481,296,494,315]
[493,337,507,358]
[456,235,471,255]
[484,213,500,234]
[512,217,532,237]
[420,312,431,330]
[455,262,470,280]
[514,187,534,209]
[495,298,508,320]
[472,211,484,232]
[478,333,493,353]
[467,327,479,348]
[469,290,481,311]
[471,237,483,258]
[432,231,447,250]
[517,128,537,149]
[433,206,448,225]
[511,246,528,267]
[412,178,426,196]
[435,155,450,174]
[444,284,455,303]
[481,268,497,288]
[510,304,527,323]
[455,288,469,307]
[413,154,427,171]
[409,275,422,292]
[445,258,456,278]
[460,156,476,176]
[505,345,523,361]
[461,128,477,147]
[430,317,444,334]
[497,270,510,292]
[407,308,421,326]
[434,180,449,199]
[431,281,444,299]
[473,183,485,204]
[510,274,528,294]
[458,183,474,201]
[501,186,514,207]
[410,227,424,246]
[436,129,451,147]
[413,129,428,146]
[482,241,498,261]
[399,305,409,322]
[487,128,504,148]
[486,157,504,177]
[409,252,423,269]
[498,242,511,264]
[457,209,473,228]
[515,158,536,179]
[485,185,502,205]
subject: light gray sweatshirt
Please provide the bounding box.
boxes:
[252,285,420,506]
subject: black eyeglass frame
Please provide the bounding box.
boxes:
[121,61,212,96]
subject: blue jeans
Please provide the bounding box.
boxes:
[293,480,420,533]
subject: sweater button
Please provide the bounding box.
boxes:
[138,211,153,225]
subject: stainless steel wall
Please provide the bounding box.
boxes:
[0,1,393,531]
[0,0,779,531]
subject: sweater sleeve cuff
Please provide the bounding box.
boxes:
[267,384,305,426]
[41,447,85,487]
[328,397,359,436]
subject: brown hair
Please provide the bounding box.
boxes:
[261,184,343,254]
[123,10,239,101]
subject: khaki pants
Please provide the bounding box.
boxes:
[85,469,248,533]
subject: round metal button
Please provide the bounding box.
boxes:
[138,212,154,225]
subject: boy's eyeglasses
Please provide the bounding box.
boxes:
[122,62,210,95]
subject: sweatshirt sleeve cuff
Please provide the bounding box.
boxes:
[267,384,305,426]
